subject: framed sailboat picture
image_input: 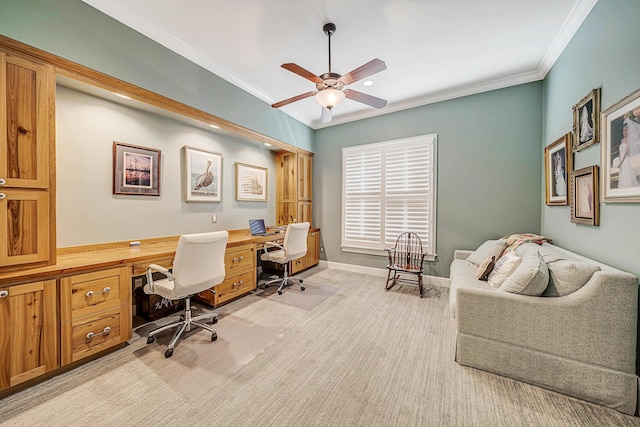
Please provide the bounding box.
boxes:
[235,163,267,201]
[113,142,161,196]
[183,146,222,202]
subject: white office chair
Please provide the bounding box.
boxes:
[144,231,228,358]
[260,222,310,295]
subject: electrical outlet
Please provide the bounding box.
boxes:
[211,214,217,223]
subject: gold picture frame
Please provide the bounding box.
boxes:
[600,87,640,203]
[572,88,601,152]
[544,133,572,206]
[570,165,599,226]
[235,163,267,201]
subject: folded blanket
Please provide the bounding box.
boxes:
[502,233,552,253]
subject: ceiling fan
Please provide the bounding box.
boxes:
[271,22,387,123]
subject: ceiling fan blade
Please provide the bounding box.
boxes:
[320,107,332,123]
[344,89,387,109]
[281,63,323,84]
[339,58,387,86]
[271,91,316,109]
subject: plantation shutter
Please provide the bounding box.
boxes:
[341,134,436,256]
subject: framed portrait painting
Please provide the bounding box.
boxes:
[601,87,640,203]
[570,165,599,226]
[183,146,222,202]
[235,163,267,201]
[112,142,161,196]
[544,133,572,206]
[572,88,601,152]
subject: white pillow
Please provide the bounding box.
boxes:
[542,259,600,297]
[466,239,506,266]
[500,252,549,296]
[487,252,522,287]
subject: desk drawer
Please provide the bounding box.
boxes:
[216,271,255,305]
[60,267,128,321]
[225,244,255,276]
[67,308,122,363]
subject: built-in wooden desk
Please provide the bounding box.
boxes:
[0,227,320,397]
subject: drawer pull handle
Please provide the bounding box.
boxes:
[0,178,5,185]
[86,326,111,340]
[0,193,5,200]
[233,256,244,263]
[86,287,111,298]
[0,290,8,298]
[232,280,244,289]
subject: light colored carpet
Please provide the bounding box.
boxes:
[1,267,639,426]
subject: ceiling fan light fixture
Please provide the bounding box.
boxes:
[315,88,345,109]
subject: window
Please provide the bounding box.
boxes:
[341,134,437,257]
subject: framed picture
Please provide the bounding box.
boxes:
[544,133,572,206]
[601,87,640,203]
[570,165,599,226]
[572,88,601,152]
[112,142,161,196]
[235,163,267,201]
[183,146,222,202]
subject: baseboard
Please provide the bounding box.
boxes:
[318,260,451,288]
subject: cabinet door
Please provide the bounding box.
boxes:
[0,53,53,189]
[297,153,313,201]
[0,280,58,390]
[276,152,297,202]
[305,231,320,267]
[0,189,50,266]
[297,201,312,225]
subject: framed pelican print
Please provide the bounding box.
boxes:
[113,142,161,196]
[183,146,222,202]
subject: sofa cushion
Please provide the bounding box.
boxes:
[466,239,506,266]
[500,252,549,296]
[475,256,496,281]
[542,258,601,297]
[487,252,522,287]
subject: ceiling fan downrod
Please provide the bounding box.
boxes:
[323,23,336,74]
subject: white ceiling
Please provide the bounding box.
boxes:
[82,0,596,130]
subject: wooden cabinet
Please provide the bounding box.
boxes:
[60,267,131,365]
[0,52,55,269]
[276,151,313,226]
[0,280,58,391]
[197,243,256,306]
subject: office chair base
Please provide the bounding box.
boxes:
[146,297,218,358]
[263,276,305,295]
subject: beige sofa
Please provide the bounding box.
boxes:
[450,240,639,415]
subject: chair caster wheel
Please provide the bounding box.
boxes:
[164,348,173,358]
[179,315,185,321]
[147,336,155,344]
[211,333,218,341]
[264,284,269,288]
[301,286,305,291]
[278,290,283,295]
[212,317,218,324]
[299,279,304,283]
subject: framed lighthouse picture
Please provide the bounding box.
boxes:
[183,146,222,202]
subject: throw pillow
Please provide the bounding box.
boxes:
[500,252,549,296]
[475,256,496,281]
[487,252,522,287]
[466,239,507,267]
[542,259,601,297]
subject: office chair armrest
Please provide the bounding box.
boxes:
[263,241,284,254]
[146,264,173,292]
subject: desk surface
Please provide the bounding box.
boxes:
[0,228,317,286]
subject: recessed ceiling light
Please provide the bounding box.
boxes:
[363,80,374,87]
[209,124,220,129]
[264,142,272,147]
[114,93,131,99]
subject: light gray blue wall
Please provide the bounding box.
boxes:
[542,0,640,278]
[315,83,543,277]
[0,0,313,151]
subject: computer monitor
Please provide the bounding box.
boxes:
[249,219,268,236]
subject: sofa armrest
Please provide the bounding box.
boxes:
[454,250,473,260]
[456,271,638,373]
